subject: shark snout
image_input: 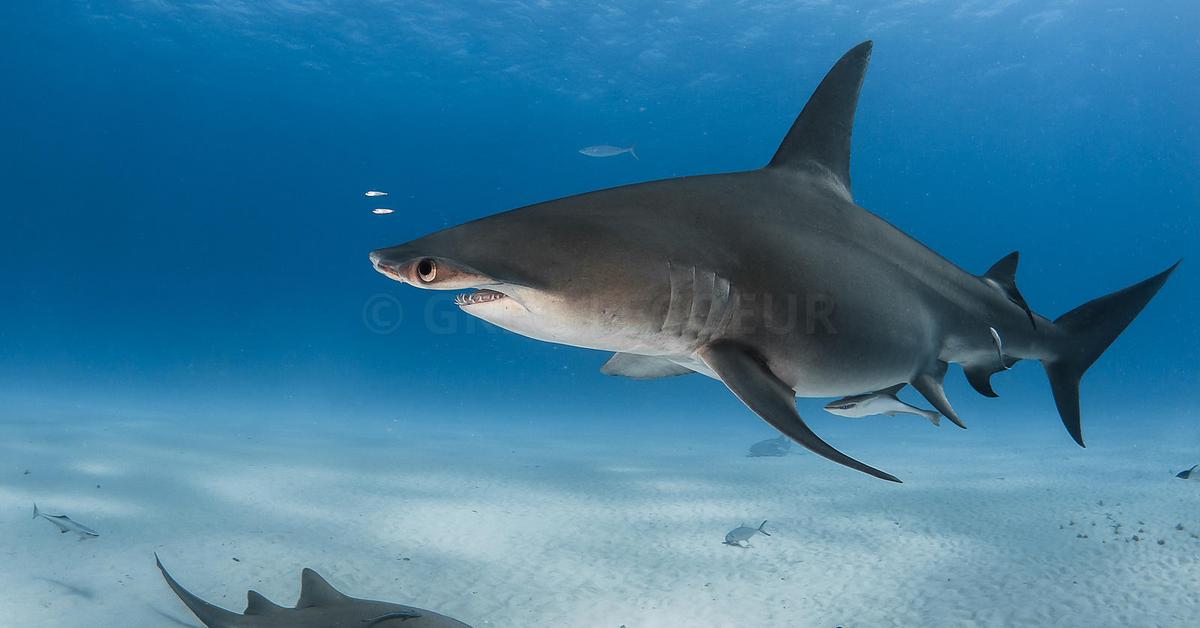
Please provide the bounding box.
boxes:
[369,247,508,294]
[369,249,413,283]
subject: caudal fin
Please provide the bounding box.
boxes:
[32,503,39,519]
[1044,261,1180,446]
[628,144,639,160]
[757,520,771,536]
[155,553,242,627]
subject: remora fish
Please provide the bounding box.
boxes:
[364,190,388,197]
[824,384,941,426]
[370,41,1179,482]
[579,144,638,160]
[724,521,770,547]
[156,555,472,627]
[32,503,98,538]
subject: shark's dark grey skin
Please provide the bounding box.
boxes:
[156,555,472,628]
[370,41,1179,482]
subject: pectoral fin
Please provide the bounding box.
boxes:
[698,341,900,483]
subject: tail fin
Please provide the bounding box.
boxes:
[32,503,38,519]
[628,144,638,160]
[1044,261,1180,446]
[757,520,771,536]
[156,553,242,627]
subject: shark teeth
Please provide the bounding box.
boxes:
[454,289,506,306]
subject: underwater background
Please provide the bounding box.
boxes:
[2,1,1198,627]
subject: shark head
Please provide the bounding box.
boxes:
[369,202,675,352]
[822,394,873,418]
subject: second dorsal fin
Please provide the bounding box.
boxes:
[982,251,1036,329]
[767,41,873,202]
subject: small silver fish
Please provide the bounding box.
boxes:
[824,384,941,426]
[372,208,395,215]
[1177,464,1198,479]
[724,520,770,547]
[578,144,638,160]
[364,190,389,197]
[33,503,98,538]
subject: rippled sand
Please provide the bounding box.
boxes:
[2,410,1197,627]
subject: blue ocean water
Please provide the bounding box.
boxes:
[1,2,1198,625]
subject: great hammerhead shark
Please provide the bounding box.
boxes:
[369,41,1178,482]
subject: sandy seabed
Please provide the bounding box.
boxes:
[2,408,1198,628]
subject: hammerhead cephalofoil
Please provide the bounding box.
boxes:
[370,41,1178,482]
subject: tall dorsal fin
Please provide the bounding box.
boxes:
[767,40,873,201]
[245,590,286,615]
[296,569,349,608]
[982,251,1036,328]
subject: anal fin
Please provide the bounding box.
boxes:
[964,364,1001,398]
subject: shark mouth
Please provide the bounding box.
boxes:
[375,264,406,282]
[454,289,507,306]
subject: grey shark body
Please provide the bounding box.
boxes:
[156,555,471,628]
[370,41,1178,482]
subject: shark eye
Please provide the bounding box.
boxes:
[416,258,437,283]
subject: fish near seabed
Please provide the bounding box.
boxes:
[824,384,941,426]
[724,521,770,547]
[579,144,638,160]
[370,41,1179,482]
[32,503,99,538]
[747,435,792,457]
[156,555,472,627]
[1176,464,1198,479]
